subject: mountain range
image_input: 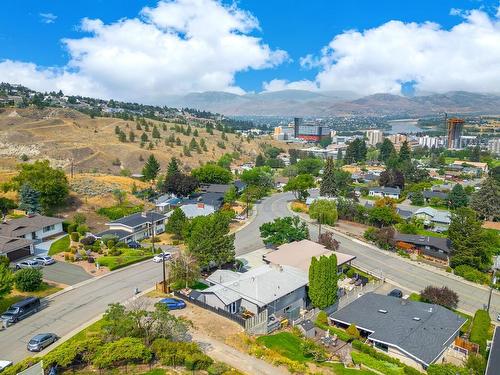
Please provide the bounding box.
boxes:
[162,90,500,117]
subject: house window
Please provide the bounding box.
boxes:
[284,305,291,313]
[43,225,55,233]
[374,342,388,352]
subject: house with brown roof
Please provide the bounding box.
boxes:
[262,239,356,273]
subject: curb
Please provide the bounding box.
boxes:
[286,203,499,295]
[35,286,156,358]
[230,206,258,235]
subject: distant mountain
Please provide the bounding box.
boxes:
[161,90,500,117]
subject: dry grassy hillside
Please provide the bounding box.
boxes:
[0,107,285,174]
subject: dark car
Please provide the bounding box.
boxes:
[388,289,403,298]
[1,297,41,323]
[159,298,186,310]
[27,333,58,352]
[128,241,141,249]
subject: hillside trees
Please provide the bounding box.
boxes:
[379,139,396,162]
[8,160,69,211]
[344,139,367,164]
[142,154,161,181]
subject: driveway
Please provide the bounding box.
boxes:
[41,261,92,285]
[33,234,66,256]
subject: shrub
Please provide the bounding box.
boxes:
[70,232,80,242]
[108,248,123,256]
[92,337,152,368]
[420,286,459,309]
[363,227,378,241]
[351,352,404,375]
[67,223,76,234]
[151,338,202,367]
[346,324,360,339]
[14,268,43,291]
[315,321,354,342]
[427,363,469,375]
[76,224,88,236]
[2,357,42,375]
[469,309,491,356]
[80,236,95,246]
[184,352,213,370]
[207,362,233,375]
[316,311,328,326]
[454,265,489,284]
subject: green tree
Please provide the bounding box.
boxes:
[112,189,126,205]
[167,158,180,178]
[259,216,309,246]
[344,139,367,164]
[308,254,338,309]
[18,183,41,214]
[0,264,14,299]
[470,176,500,221]
[448,184,468,209]
[319,136,332,149]
[449,207,491,270]
[240,166,274,191]
[398,140,411,162]
[255,153,265,167]
[142,154,161,181]
[185,212,235,268]
[217,153,234,170]
[191,164,232,184]
[189,137,199,151]
[470,145,481,162]
[284,174,315,201]
[10,160,69,211]
[117,131,127,142]
[309,199,338,226]
[14,268,43,292]
[152,126,161,139]
[427,363,468,375]
[0,197,16,218]
[141,132,148,142]
[223,185,238,204]
[165,208,188,239]
[164,172,199,197]
[410,191,424,206]
[319,158,352,197]
[368,206,400,227]
[296,158,323,176]
[129,131,136,142]
[379,138,396,163]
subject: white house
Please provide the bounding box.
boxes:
[96,211,166,243]
[0,214,64,243]
[368,187,401,199]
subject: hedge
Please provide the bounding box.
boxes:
[453,265,490,285]
[351,352,404,375]
[469,309,491,356]
[314,321,356,342]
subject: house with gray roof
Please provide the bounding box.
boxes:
[330,293,466,370]
[423,190,449,203]
[414,207,451,230]
[96,211,166,243]
[0,236,34,261]
[196,264,308,321]
[0,214,64,243]
[368,186,401,199]
[486,326,500,375]
[394,233,452,262]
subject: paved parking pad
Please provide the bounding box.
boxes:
[42,262,93,285]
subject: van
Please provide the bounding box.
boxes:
[1,297,41,324]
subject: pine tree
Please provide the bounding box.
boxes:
[320,158,335,197]
[398,140,411,162]
[379,138,396,162]
[19,183,41,214]
[470,145,481,162]
[176,137,181,146]
[129,131,136,142]
[118,130,127,142]
[152,126,161,139]
[308,254,339,309]
[183,145,191,157]
[165,207,188,239]
[167,158,180,178]
[193,129,199,137]
[449,184,468,209]
[142,154,161,181]
[200,138,207,152]
[141,132,148,142]
[470,177,500,221]
[189,137,199,151]
[255,153,265,167]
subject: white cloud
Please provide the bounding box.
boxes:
[274,6,500,95]
[39,13,57,24]
[262,79,317,92]
[2,0,287,102]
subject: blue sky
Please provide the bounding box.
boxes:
[0,0,499,102]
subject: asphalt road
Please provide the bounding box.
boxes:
[0,260,162,363]
[235,191,500,318]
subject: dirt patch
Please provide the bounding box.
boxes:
[335,220,369,237]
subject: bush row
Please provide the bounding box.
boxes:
[453,265,490,285]
[351,352,404,375]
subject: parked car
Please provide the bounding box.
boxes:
[27,333,58,352]
[388,289,403,298]
[159,298,186,310]
[33,256,55,265]
[0,360,12,372]
[15,260,42,270]
[153,252,172,263]
[128,241,141,249]
[1,297,41,323]
[497,313,500,322]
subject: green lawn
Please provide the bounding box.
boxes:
[97,249,153,271]
[415,228,447,238]
[48,234,70,255]
[256,332,310,362]
[0,283,62,313]
[351,352,404,375]
[97,203,143,220]
[322,362,376,374]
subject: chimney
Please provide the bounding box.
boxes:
[197,202,205,209]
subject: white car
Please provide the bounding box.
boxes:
[33,256,55,265]
[0,360,12,371]
[152,252,172,263]
[15,260,42,270]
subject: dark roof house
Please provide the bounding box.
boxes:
[330,293,466,369]
[394,233,452,261]
[486,326,500,375]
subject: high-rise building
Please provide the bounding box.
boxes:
[459,136,477,148]
[447,118,464,149]
[293,117,329,142]
[488,138,500,155]
[366,129,384,146]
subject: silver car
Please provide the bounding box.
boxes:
[27,333,58,352]
[15,260,42,270]
[33,256,55,265]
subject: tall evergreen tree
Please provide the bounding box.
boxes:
[165,208,188,239]
[308,254,339,309]
[398,140,411,162]
[19,183,41,214]
[470,177,500,221]
[470,145,481,162]
[142,154,161,181]
[152,126,161,139]
[448,184,468,209]
[255,153,265,167]
[167,158,180,178]
[379,138,396,162]
[320,158,335,197]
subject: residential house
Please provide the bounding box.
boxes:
[0,236,34,261]
[165,202,215,219]
[0,214,64,243]
[329,293,466,370]
[452,160,488,174]
[197,264,308,320]
[368,187,401,199]
[414,207,451,231]
[486,326,500,375]
[394,233,452,263]
[262,239,355,273]
[364,202,412,220]
[168,191,224,218]
[154,194,182,213]
[422,190,449,203]
[96,211,166,243]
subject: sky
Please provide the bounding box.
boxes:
[0,0,499,103]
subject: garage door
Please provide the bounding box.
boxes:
[5,246,31,261]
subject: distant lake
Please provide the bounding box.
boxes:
[387,119,422,134]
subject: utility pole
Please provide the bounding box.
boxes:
[487,269,496,313]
